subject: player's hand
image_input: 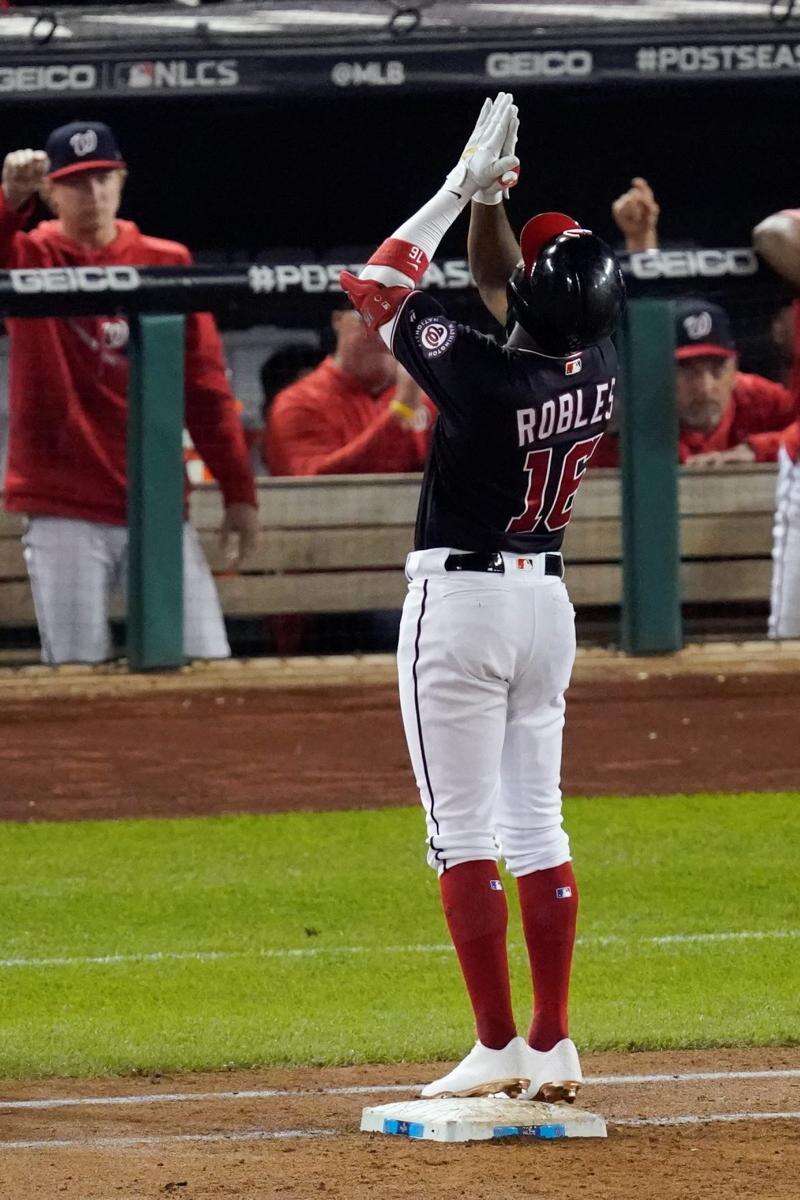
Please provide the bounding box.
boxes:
[448,92,520,200]
[470,96,521,206]
[611,177,660,253]
[2,149,49,212]
[219,502,260,569]
[683,443,756,469]
[390,365,431,432]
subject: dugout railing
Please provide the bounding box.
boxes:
[0,265,732,667]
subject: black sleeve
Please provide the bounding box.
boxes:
[390,290,509,418]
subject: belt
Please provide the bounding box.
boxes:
[443,551,564,578]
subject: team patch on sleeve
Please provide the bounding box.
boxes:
[415,314,457,360]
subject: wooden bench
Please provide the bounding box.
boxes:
[0,465,778,627]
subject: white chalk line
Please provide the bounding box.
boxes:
[610,1110,800,1129]
[1,1112,800,1151]
[1,927,798,971]
[0,1128,336,1152]
[3,1068,799,1112]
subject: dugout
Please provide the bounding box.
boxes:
[0,0,799,658]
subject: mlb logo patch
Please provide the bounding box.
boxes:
[516,557,534,571]
[565,357,582,376]
[555,886,573,900]
[489,879,504,892]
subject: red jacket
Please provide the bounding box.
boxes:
[589,371,795,468]
[265,356,433,476]
[0,191,255,524]
[677,372,795,463]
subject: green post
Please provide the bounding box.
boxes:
[127,314,185,670]
[619,299,683,654]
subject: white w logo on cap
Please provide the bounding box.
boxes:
[69,129,98,158]
[684,312,713,340]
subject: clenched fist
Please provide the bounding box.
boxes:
[2,149,49,211]
[611,177,660,253]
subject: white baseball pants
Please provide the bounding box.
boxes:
[397,548,576,877]
[769,448,800,639]
[22,516,230,664]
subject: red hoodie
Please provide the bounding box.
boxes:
[265,356,433,476]
[0,191,255,524]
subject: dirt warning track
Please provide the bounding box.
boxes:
[1,645,799,822]
[1,1048,799,1199]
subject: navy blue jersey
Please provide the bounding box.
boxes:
[391,291,617,554]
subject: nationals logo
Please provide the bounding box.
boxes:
[69,129,98,157]
[416,315,456,360]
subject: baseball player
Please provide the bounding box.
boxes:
[0,121,258,663]
[340,93,624,1101]
[753,207,800,637]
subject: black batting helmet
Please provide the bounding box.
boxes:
[506,212,625,356]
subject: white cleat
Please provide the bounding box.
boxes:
[420,1036,531,1100]
[519,1038,583,1104]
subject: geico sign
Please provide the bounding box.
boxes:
[10,267,141,294]
[627,249,758,279]
[0,64,96,93]
[486,50,593,79]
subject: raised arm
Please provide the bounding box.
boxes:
[468,202,520,327]
[611,177,660,253]
[466,99,521,326]
[0,149,49,266]
[753,210,800,292]
[340,92,519,346]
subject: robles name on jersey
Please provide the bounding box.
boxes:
[516,380,615,447]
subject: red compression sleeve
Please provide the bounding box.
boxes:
[368,237,430,285]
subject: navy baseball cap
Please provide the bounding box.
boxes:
[45,121,125,181]
[674,299,736,361]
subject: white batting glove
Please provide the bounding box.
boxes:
[473,99,520,205]
[2,149,49,212]
[445,92,520,201]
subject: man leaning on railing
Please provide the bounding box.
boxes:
[604,177,796,470]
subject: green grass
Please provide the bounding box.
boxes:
[0,794,798,1078]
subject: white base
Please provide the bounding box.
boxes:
[360,1096,607,1143]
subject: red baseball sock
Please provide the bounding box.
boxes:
[439,860,517,1050]
[516,862,579,1052]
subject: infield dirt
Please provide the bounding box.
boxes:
[0,647,798,821]
[1,1047,799,1199]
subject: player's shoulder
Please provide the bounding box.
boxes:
[507,335,616,378]
[270,358,329,411]
[398,289,505,359]
[733,371,788,403]
[125,224,193,265]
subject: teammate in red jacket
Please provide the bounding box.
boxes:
[599,179,796,469]
[265,307,433,476]
[588,297,795,469]
[0,120,258,663]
